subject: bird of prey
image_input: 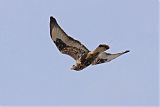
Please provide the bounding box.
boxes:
[50,16,129,71]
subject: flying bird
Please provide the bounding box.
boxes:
[50,16,129,71]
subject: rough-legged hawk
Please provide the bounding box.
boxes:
[50,16,129,71]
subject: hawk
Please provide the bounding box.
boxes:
[50,16,129,71]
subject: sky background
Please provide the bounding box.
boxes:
[0,0,159,106]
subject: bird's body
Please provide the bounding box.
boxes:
[50,16,129,71]
[71,44,109,71]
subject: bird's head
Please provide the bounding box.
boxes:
[71,64,84,71]
[71,65,78,70]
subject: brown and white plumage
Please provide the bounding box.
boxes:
[50,17,89,60]
[50,16,129,71]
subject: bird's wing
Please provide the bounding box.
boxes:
[50,16,89,60]
[92,50,129,65]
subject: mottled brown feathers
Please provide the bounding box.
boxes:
[50,16,89,60]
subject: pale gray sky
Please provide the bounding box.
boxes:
[0,0,158,106]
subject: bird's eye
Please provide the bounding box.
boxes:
[72,65,76,68]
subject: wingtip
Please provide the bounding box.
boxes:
[124,50,130,53]
[50,16,57,38]
[50,16,56,23]
[99,44,110,50]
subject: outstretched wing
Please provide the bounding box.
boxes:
[92,50,130,65]
[50,16,89,60]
